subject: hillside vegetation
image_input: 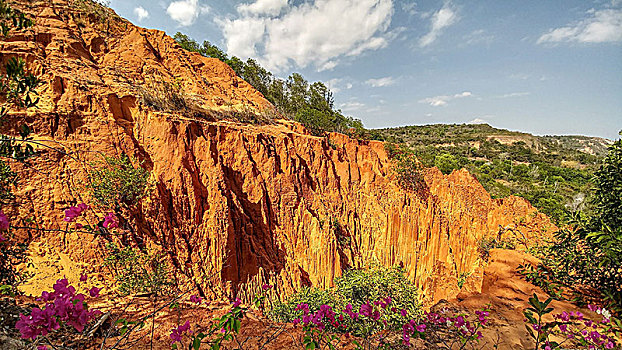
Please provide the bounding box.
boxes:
[173,33,374,137]
[378,123,612,222]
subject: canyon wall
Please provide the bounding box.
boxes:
[3,0,554,304]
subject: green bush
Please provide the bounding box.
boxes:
[270,263,422,332]
[103,242,173,296]
[87,154,150,208]
[434,153,460,174]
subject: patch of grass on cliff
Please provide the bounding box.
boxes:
[270,263,422,333]
[87,154,150,209]
[137,78,188,112]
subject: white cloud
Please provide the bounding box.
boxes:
[419,3,458,47]
[538,8,622,44]
[133,6,149,21]
[365,76,396,87]
[167,0,208,27]
[468,118,487,124]
[401,1,418,16]
[238,0,288,16]
[326,78,353,93]
[221,0,395,71]
[497,92,530,98]
[418,91,472,107]
[339,101,365,112]
[462,29,494,46]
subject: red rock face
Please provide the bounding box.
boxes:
[4,0,554,303]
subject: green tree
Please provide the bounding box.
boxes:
[240,58,272,98]
[285,73,309,115]
[592,133,622,229]
[434,153,459,174]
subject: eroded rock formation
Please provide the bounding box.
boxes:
[3,0,554,304]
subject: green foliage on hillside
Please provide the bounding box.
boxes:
[378,124,605,222]
[271,264,421,332]
[526,137,622,311]
[87,155,150,209]
[173,33,369,137]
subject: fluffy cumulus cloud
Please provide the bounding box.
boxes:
[133,6,149,21]
[538,8,622,44]
[220,0,395,71]
[167,0,209,27]
[237,0,289,16]
[419,91,472,107]
[419,2,458,47]
[365,76,396,87]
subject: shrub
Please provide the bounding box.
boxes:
[87,154,150,209]
[103,242,173,296]
[270,263,422,332]
[395,153,427,196]
[434,153,460,175]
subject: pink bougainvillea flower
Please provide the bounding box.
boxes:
[103,212,118,229]
[416,324,426,332]
[17,278,101,342]
[170,321,192,344]
[189,295,202,304]
[0,210,9,231]
[359,303,373,318]
[262,283,273,290]
[80,273,88,282]
[64,204,89,222]
[37,346,48,350]
[232,298,241,308]
[89,287,101,298]
[0,232,5,242]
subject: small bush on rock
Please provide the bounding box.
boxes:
[87,154,150,209]
[103,242,173,296]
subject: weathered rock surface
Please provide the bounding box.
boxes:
[3,0,554,304]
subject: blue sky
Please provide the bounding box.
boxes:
[106,0,621,139]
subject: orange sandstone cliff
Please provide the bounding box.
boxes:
[2,0,554,304]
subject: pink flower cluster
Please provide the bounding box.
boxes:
[291,296,427,346]
[64,204,89,222]
[402,319,426,345]
[553,306,617,349]
[189,294,202,304]
[0,210,9,242]
[424,308,486,341]
[103,212,118,229]
[170,320,192,344]
[15,278,101,340]
[293,303,344,330]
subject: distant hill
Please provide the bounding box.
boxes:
[377,123,612,159]
[375,123,612,221]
